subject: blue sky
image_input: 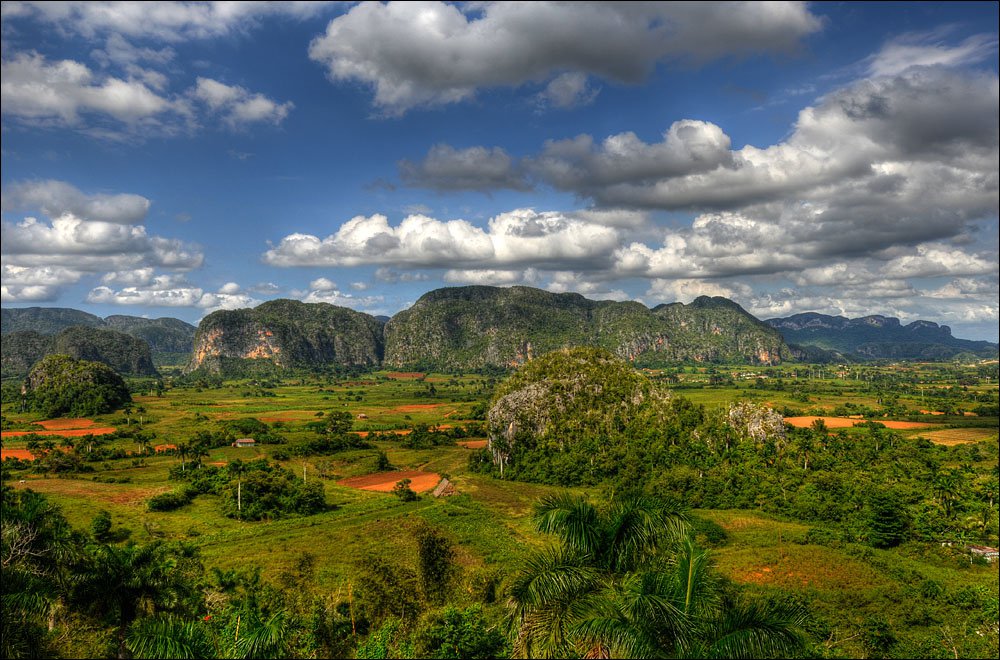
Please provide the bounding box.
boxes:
[2,1,998,341]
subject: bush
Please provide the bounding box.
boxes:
[147,487,196,512]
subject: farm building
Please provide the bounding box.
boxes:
[432,478,457,498]
[232,438,256,448]
[969,545,998,561]
[154,444,177,453]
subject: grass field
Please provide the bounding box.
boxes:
[2,361,997,657]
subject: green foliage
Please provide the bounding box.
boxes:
[148,487,197,512]
[414,522,458,606]
[24,353,132,417]
[90,509,113,541]
[385,285,791,371]
[864,490,910,548]
[413,605,508,659]
[392,478,419,502]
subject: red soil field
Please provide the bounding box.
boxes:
[784,416,936,430]
[1,449,36,461]
[338,469,441,493]
[2,427,116,438]
[387,403,446,413]
[36,418,96,430]
[352,429,412,438]
[386,372,425,380]
[457,440,488,449]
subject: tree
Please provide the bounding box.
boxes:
[73,541,202,658]
[865,490,910,548]
[414,522,457,605]
[508,494,807,659]
[325,410,353,436]
[90,510,113,542]
[391,479,418,502]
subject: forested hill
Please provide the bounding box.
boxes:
[767,312,999,360]
[186,299,385,374]
[1,327,158,378]
[383,286,790,370]
[1,308,195,375]
[1,308,196,354]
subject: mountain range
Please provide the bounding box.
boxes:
[1,287,996,378]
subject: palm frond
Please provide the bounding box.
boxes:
[126,615,214,659]
[534,493,603,557]
[233,610,290,659]
[701,598,808,659]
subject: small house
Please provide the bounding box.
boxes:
[969,545,999,562]
[432,478,457,498]
[357,413,368,419]
[232,438,256,448]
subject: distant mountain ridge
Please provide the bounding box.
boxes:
[1,307,196,376]
[766,312,998,360]
[4,292,994,379]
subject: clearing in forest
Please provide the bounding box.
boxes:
[784,416,936,430]
[337,469,441,492]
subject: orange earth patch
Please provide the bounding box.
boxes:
[784,416,936,430]
[1,449,36,461]
[2,427,116,438]
[386,403,446,413]
[352,429,412,438]
[385,372,425,380]
[457,440,488,449]
[337,469,441,493]
[36,418,96,430]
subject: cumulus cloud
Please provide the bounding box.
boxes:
[263,208,622,271]
[2,180,150,224]
[1,180,203,303]
[288,280,385,311]
[192,77,293,128]
[309,1,821,114]
[399,145,530,192]
[87,279,260,313]
[647,278,754,304]
[0,52,180,129]
[536,72,600,110]
[1,53,294,137]
[443,268,539,286]
[1,1,335,42]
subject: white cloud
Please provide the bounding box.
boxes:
[647,278,753,304]
[2,179,150,224]
[193,77,293,127]
[87,279,259,313]
[400,144,529,192]
[443,268,539,286]
[868,31,998,77]
[1,1,336,42]
[1,180,203,303]
[0,52,179,127]
[536,72,599,109]
[309,1,821,114]
[1,53,293,137]
[263,208,621,271]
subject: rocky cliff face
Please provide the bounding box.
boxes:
[384,286,792,370]
[186,299,384,374]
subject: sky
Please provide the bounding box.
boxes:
[1,1,998,342]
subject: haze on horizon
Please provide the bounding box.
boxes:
[1,1,997,342]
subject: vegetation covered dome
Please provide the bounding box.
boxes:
[24,353,131,418]
[486,347,672,483]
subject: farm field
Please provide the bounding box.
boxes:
[2,360,997,658]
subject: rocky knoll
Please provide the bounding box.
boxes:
[186,299,384,374]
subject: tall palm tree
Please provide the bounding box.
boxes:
[508,494,807,659]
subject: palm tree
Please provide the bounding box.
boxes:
[508,494,807,659]
[73,542,199,659]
